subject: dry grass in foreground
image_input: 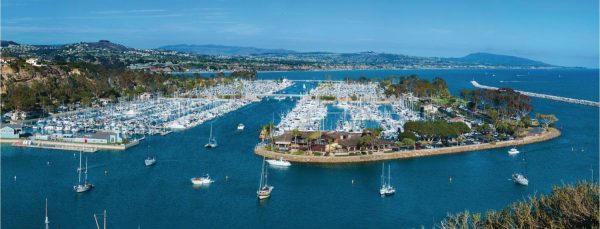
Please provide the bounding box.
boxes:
[439,181,599,229]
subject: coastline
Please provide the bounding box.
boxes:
[255,128,561,164]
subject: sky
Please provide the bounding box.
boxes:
[2,0,599,67]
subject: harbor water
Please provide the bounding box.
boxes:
[2,69,598,228]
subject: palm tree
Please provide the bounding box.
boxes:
[292,129,300,144]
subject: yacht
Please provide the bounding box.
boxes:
[513,151,529,186]
[73,152,93,193]
[508,147,520,155]
[204,122,218,148]
[379,164,396,196]
[512,173,529,186]
[266,157,291,167]
[237,123,245,131]
[190,174,214,185]
[257,157,273,199]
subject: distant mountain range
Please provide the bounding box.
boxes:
[452,52,550,67]
[159,44,554,67]
[158,44,296,56]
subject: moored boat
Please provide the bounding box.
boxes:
[266,157,291,167]
[379,163,396,196]
[512,173,529,186]
[257,157,273,199]
[73,152,93,193]
[190,174,214,185]
[204,122,218,148]
[508,147,520,155]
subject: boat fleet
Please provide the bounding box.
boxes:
[186,79,293,98]
[275,96,328,135]
[274,82,418,139]
[33,80,293,140]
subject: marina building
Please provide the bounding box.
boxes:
[0,124,23,139]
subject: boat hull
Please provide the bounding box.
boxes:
[73,184,93,193]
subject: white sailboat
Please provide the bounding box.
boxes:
[44,198,49,229]
[257,157,274,200]
[144,145,156,166]
[204,122,218,148]
[73,152,93,193]
[379,164,396,196]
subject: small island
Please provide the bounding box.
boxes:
[255,75,561,163]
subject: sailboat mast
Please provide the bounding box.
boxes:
[264,158,269,186]
[85,156,89,183]
[45,198,49,229]
[381,164,385,186]
[388,165,391,187]
[78,152,82,185]
[258,157,265,190]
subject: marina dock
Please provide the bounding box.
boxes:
[471,81,600,107]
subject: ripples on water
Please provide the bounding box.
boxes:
[2,69,598,228]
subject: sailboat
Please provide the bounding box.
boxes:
[144,145,156,166]
[379,163,396,196]
[44,198,49,229]
[512,152,529,186]
[73,152,93,193]
[204,122,218,148]
[257,157,274,200]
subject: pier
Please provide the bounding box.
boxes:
[471,81,600,107]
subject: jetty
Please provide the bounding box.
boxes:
[471,81,600,107]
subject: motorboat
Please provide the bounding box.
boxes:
[237,123,245,131]
[508,147,520,155]
[266,157,291,167]
[512,173,529,186]
[191,174,214,185]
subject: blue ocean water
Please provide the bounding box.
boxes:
[2,69,598,228]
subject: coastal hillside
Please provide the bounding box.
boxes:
[159,44,297,56]
[454,52,553,67]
